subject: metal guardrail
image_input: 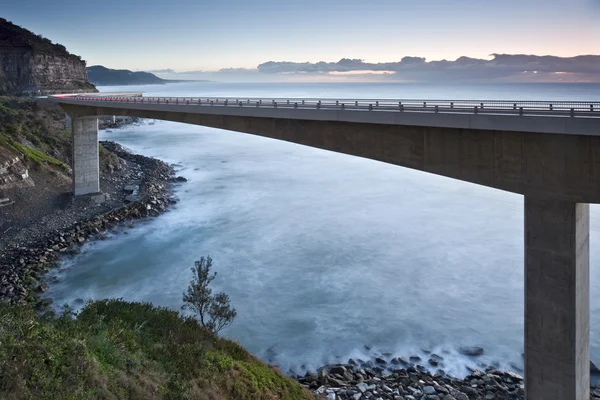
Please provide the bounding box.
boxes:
[65,96,600,118]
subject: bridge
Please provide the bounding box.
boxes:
[51,93,600,400]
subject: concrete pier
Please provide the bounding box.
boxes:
[64,113,72,131]
[71,117,100,196]
[524,197,590,400]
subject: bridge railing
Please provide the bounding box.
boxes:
[66,96,600,117]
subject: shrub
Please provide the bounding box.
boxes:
[182,256,237,334]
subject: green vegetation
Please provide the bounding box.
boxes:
[0,260,311,399]
[0,300,312,400]
[0,18,82,61]
[183,256,237,334]
[0,96,72,169]
[3,137,69,169]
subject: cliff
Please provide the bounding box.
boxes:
[0,18,97,95]
[0,149,34,193]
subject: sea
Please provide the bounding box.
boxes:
[44,82,600,378]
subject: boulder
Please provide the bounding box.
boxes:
[374,357,387,365]
[329,365,346,375]
[123,184,138,194]
[423,386,436,395]
[458,346,484,356]
[35,283,48,293]
[428,358,440,367]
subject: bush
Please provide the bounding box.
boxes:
[0,300,313,399]
[182,256,237,334]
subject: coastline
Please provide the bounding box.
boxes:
[2,120,599,399]
[0,138,181,309]
[298,359,600,399]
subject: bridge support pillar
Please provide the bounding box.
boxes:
[71,117,100,196]
[524,197,589,400]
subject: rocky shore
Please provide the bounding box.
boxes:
[98,116,142,130]
[298,359,600,400]
[0,140,184,307]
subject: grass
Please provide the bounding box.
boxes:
[5,138,69,169]
[0,300,314,400]
[0,97,119,172]
[0,96,73,168]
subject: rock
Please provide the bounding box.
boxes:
[423,386,436,395]
[592,360,600,374]
[317,368,328,384]
[329,365,346,375]
[35,283,48,293]
[458,346,484,356]
[409,356,421,363]
[174,176,187,182]
[428,358,439,367]
[123,184,138,194]
[373,366,384,374]
[374,357,387,365]
[356,382,368,393]
[505,371,523,381]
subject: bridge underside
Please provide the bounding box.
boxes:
[63,104,596,400]
[63,103,600,203]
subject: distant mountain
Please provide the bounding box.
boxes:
[87,65,203,86]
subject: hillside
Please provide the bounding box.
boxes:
[0,96,122,228]
[0,18,79,60]
[0,98,315,399]
[0,18,97,95]
[0,299,313,400]
[88,65,185,86]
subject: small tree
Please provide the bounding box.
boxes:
[182,256,237,334]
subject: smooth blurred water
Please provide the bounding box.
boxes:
[46,82,600,377]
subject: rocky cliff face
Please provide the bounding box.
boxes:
[0,150,34,192]
[0,48,97,95]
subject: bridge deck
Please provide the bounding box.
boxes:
[52,95,600,136]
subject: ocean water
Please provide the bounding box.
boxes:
[45,82,600,378]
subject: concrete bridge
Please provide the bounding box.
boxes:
[51,93,600,400]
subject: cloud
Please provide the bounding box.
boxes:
[145,68,176,74]
[146,54,600,83]
[254,54,600,82]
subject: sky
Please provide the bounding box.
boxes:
[2,0,600,74]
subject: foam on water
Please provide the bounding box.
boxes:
[45,82,600,378]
